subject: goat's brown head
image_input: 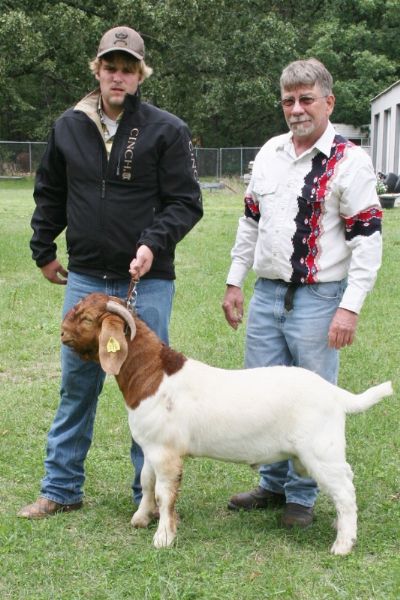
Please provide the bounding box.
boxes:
[61,292,136,375]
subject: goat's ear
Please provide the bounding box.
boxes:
[98,316,128,375]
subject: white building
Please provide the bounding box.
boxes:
[370,80,400,175]
[332,123,370,147]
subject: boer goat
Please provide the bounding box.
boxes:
[61,292,392,555]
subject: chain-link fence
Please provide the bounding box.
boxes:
[193,148,219,179]
[193,147,261,178]
[219,147,260,178]
[0,141,47,177]
[0,141,261,179]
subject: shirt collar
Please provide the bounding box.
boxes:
[278,121,335,158]
[97,95,123,126]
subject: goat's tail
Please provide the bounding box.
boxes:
[342,381,393,414]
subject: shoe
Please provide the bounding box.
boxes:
[281,502,314,528]
[228,486,285,511]
[17,497,83,519]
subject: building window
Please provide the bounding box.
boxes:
[394,104,400,174]
[372,113,380,169]
[382,108,391,173]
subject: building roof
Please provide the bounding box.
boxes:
[332,123,368,138]
[371,80,400,103]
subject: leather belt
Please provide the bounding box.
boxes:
[272,279,301,312]
[283,283,300,312]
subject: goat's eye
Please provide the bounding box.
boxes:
[80,316,93,324]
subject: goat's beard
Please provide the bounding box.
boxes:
[64,343,99,363]
[78,349,99,362]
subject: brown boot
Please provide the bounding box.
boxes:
[228,486,285,511]
[281,503,314,528]
[17,497,83,519]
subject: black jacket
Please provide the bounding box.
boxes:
[30,90,203,279]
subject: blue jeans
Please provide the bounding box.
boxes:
[245,278,346,507]
[40,271,174,505]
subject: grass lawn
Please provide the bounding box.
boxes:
[0,177,399,599]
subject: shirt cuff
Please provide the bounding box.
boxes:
[226,262,250,288]
[339,284,367,314]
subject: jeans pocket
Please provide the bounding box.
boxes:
[306,280,346,301]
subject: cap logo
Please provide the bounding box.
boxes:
[114,32,128,47]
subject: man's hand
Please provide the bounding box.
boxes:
[129,245,154,280]
[222,285,244,330]
[328,307,359,349]
[40,259,68,285]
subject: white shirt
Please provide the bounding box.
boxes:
[227,122,382,313]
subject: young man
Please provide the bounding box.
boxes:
[19,26,202,518]
[222,58,382,528]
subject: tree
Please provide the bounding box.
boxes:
[0,4,98,139]
[305,16,397,126]
[0,0,399,144]
[133,1,297,145]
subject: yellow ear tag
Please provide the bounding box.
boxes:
[106,337,120,353]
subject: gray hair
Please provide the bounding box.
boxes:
[280,58,333,95]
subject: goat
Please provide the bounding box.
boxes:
[61,292,393,555]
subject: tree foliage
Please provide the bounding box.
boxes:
[0,0,398,145]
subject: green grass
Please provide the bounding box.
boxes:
[0,177,399,599]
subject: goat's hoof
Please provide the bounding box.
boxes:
[330,538,354,555]
[153,529,175,548]
[131,512,151,528]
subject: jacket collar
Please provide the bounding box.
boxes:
[74,88,141,126]
[74,90,103,137]
[123,89,141,113]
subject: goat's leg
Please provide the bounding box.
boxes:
[302,454,357,555]
[152,452,183,549]
[328,466,357,556]
[131,458,157,528]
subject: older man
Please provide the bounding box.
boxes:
[222,58,382,528]
[19,26,202,518]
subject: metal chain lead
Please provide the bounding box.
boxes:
[126,277,139,314]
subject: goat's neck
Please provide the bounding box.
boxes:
[115,318,186,409]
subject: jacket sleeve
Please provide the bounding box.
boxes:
[137,124,203,255]
[30,125,68,267]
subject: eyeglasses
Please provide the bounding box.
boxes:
[279,95,328,108]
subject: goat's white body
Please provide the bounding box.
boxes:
[128,360,392,555]
[131,362,348,463]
